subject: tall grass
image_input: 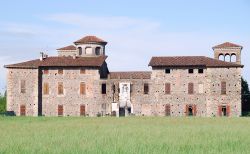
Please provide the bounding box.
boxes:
[0,117,250,154]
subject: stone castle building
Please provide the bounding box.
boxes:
[4,36,244,117]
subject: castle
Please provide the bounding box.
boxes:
[4,36,244,117]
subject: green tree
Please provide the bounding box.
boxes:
[242,78,250,115]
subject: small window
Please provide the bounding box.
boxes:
[188,69,194,74]
[144,83,149,94]
[43,82,49,95]
[221,81,226,95]
[43,69,49,75]
[58,69,63,75]
[80,82,86,95]
[101,83,106,94]
[58,82,64,95]
[188,83,194,94]
[165,83,171,94]
[80,69,86,74]
[20,80,26,93]
[165,69,171,74]
[112,84,115,93]
[198,69,204,74]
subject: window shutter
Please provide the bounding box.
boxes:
[43,83,49,95]
[80,82,86,95]
[226,105,230,117]
[218,105,222,116]
[165,83,171,94]
[221,82,226,95]
[193,105,197,116]
[188,83,194,94]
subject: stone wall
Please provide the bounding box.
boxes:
[6,68,39,116]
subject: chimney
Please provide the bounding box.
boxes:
[40,52,44,61]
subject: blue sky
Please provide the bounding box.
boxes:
[0,0,250,94]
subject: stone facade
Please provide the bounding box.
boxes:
[4,36,244,117]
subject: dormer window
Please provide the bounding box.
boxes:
[95,47,101,55]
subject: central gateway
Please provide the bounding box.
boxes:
[118,82,132,116]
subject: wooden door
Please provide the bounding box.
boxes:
[165,104,171,116]
[58,105,63,116]
[20,105,26,116]
[80,105,85,116]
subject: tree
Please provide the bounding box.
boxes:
[242,77,250,115]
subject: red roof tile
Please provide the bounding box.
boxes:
[213,42,242,49]
[149,56,243,68]
[5,56,107,68]
[74,36,107,45]
[110,71,151,79]
[57,45,76,51]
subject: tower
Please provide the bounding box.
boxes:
[213,42,243,64]
[74,36,107,57]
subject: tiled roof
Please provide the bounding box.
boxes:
[57,45,76,51]
[5,56,107,68]
[74,36,107,45]
[213,42,242,49]
[148,56,243,68]
[110,71,151,79]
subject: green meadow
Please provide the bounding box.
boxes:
[0,117,250,154]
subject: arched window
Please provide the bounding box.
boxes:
[95,47,101,55]
[85,47,92,55]
[78,47,82,55]
[218,54,224,61]
[231,54,237,62]
[225,54,230,62]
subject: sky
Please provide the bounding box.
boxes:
[0,0,250,94]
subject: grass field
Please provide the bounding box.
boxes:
[0,117,250,154]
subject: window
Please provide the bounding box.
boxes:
[221,81,226,95]
[80,69,86,74]
[144,83,149,94]
[80,105,86,116]
[58,82,64,95]
[80,82,86,95]
[20,105,26,116]
[188,83,194,94]
[198,83,204,94]
[188,69,194,74]
[85,47,92,55]
[198,69,204,74]
[112,84,115,93]
[165,83,171,94]
[58,69,63,75]
[165,69,171,74]
[43,83,49,95]
[101,83,106,94]
[20,80,26,93]
[95,47,101,55]
[165,104,171,116]
[43,69,49,75]
[78,47,82,55]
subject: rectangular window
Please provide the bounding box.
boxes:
[165,83,171,94]
[80,82,86,95]
[165,104,171,116]
[43,82,49,95]
[58,69,63,75]
[101,83,106,94]
[188,69,194,74]
[188,83,194,94]
[80,105,86,116]
[20,105,26,116]
[144,83,149,94]
[80,69,86,74]
[165,69,171,74]
[58,82,64,95]
[20,80,26,93]
[221,81,226,95]
[198,83,204,94]
[112,84,115,93]
[198,69,204,74]
[43,69,49,75]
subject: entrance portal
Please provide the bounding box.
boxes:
[119,108,125,117]
[188,106,193,116]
